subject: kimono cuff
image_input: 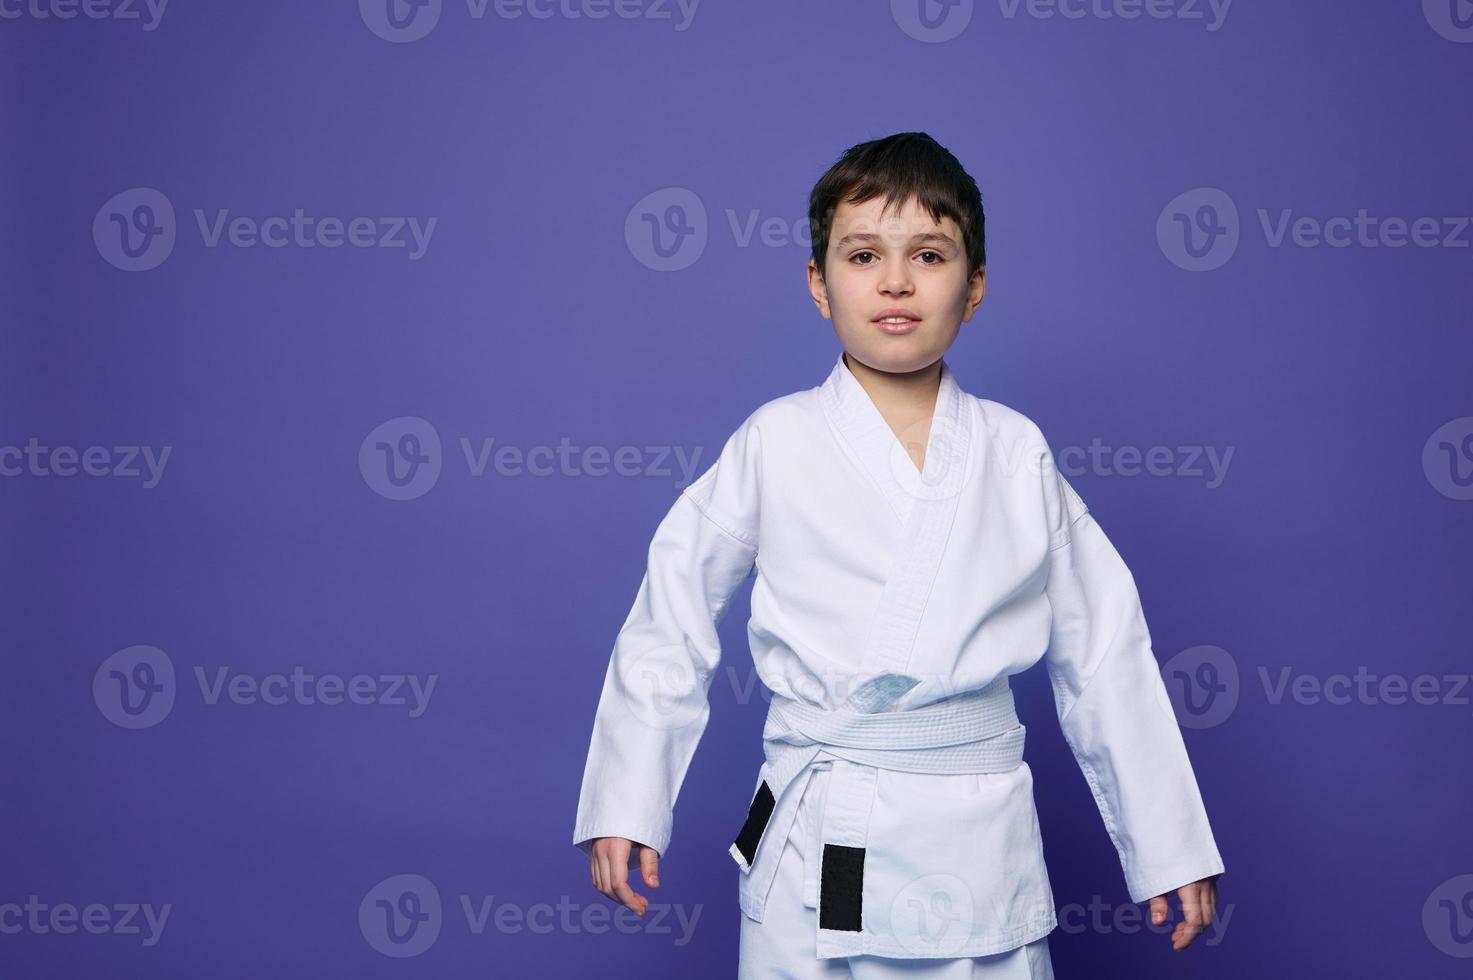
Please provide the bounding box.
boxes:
[572,818,671,866]
[1125,855,1226,905]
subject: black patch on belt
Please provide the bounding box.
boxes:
[819,844,865,932]
[732,780,775,866]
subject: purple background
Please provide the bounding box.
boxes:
[3,0,1472,976]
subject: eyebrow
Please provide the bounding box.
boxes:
[834,232,957,250]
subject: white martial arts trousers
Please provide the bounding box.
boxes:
[738,765,1055,979]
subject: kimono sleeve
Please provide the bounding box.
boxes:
[1038,444,1226,904]
[571,416,761,865]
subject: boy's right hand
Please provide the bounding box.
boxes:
[589,837,660,916]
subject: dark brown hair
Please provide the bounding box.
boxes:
[807,132,985,281]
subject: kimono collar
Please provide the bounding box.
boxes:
[819,350,973,525]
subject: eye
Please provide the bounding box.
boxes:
[918,250,944,264]
[850,250,876,265]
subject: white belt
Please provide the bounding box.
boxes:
[729,676,1027,926]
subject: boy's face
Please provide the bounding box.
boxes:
[807,193,985,377]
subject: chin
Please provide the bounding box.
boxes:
[845,337,947,377]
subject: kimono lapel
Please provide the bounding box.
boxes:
[735,352,983,938]
[818,350,975,710]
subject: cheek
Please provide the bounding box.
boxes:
[933,273,972,304]
[825,283,870,320]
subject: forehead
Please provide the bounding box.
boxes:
[828,194,959,243]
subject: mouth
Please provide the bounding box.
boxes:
[873,311,921,335]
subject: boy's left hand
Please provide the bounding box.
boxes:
[1148,875,1219,952]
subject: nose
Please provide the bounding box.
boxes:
[878,256,914,296]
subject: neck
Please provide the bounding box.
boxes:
[842,351,942,417]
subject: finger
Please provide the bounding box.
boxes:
[644,846,661,889]
[1148,895,1168,927]
[607,844,646,915]
[1189,884,1209,930]
[1173,885,1205,951]
[601,839,630,898]
[596,839,625,898]
[593,847,608,897]
[611,862,648,917]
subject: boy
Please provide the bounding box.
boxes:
[573,132,1225,977]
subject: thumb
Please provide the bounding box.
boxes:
[1149,895,1169,925]
[639,845,661,888]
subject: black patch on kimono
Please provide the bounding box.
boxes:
[819,844,865,932]
[732,780,775,866]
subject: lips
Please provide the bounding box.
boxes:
[874,309,920,335]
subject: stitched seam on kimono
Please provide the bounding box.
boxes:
[1048,506,1091,552]
[678,489,758,549]
[1069,744,1129,864]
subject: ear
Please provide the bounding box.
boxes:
[807,258,831,319]
[962,266,986,321]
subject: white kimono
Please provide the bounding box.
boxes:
[572,350,1225,960]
